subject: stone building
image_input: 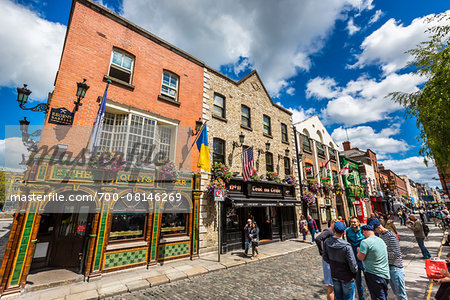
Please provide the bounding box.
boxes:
[293,115,347,229]
[200,69,299,253]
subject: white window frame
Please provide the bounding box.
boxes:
[161,71,179,100]
[109,49,134,84]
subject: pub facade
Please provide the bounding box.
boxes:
[199,69,300,254]
[0,0,205,295]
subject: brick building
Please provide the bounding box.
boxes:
[379,164,408,211]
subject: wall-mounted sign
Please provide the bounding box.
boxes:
[305,166,314,178]
[48,107,74,125]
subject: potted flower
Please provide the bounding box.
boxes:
[206,178,227,200]
[307,179,319,193]
[89,149,125,181]
[284,175,297,186]
[323,182,333,194]
[158,160,179,182]
[212,162,232,183]
[266,172,281,183]
[302,191,315,206]
[250,170,260,181]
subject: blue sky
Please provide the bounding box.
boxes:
[0,0,448,187]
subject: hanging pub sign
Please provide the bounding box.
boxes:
[48,107,74,125]
[305,166,314,178]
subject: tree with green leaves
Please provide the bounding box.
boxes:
[389,12,450,168]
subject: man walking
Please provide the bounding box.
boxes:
[243,219,252,256]
[370,219,407,300]
[323,222,358,300]
[407,214,431,259]
[316,219,337,300]
[357,225,390,300]
[345,216,365,300]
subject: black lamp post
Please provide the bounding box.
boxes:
[233,132,245,149]
[285,148,290,156]
[265,140,271,151]
[16,84,49,113]
[73,79,90,112]
[191,118,204,136]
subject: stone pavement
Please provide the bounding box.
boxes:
[5,220,447,300]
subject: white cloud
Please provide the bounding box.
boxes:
[369,9,383,24]
[287,107,316,124]
[380,156,441,187]
[0,0,66,100]
[347,18,360,35]
[306,77,339,100]
[331,124,409,158]
[319,72,426,126]
[351,11,450,75]
[122,0,375,97]
[0,137,28,172]
[286,87,295,96]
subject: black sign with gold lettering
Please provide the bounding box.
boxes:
[48,107,74,125]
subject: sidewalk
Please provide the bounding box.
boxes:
[9,238,314,300]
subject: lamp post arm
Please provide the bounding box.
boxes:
[19,103,49,113]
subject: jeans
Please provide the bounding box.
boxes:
[311,229,316,242]
[332,279,355,300]
[364,272,389,300]
[389,266,407,300]
[416,237,431,259]
[401,217,406,226]
[355,260,365,300]
[244,237,250,255]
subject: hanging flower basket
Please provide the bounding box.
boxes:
[206,178,228,199]
[266,172,281,183]
[212,162,232,183]
[307,179,319,193]
[323,182,333,194]
[158,161,179,182]
[302,191,316,207]
[89,149,125,182]
[284,175,297,186]
[250,170,260,181]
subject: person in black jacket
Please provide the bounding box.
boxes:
[323,222,358,300]
[316,219,337,300]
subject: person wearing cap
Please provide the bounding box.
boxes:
[323,221,358,300]
[243,219,253,256]
[370,219,407,300]
[345,216,366,300]
[357,225,390,300]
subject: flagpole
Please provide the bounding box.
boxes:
[85,79,111,151]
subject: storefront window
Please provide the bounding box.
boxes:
[225,207,239,230]
[109,213,146,241]
[161,213,187,235]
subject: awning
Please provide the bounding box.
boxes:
[229,197,302,207]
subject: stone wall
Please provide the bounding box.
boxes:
[198,68,296,253]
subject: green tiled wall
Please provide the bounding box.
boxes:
[158,242,189,259]
[104,249,147,269]
[93,202,109,271]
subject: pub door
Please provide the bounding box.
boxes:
[31,201,95,273]
[279,207,296,240]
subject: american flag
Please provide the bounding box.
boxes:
[242,147,254,181]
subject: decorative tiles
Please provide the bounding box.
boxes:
[150,202,160,261]
[104,249,147,269]
[193,202,198,254]
[93,202,109,271]
[158,242,189,259]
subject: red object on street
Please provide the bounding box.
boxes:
[425,259,448,279]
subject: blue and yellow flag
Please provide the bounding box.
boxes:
[196,124,210,172]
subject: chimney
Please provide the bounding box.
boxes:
[343,141,351,151]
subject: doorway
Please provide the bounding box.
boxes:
[31,197,95,274]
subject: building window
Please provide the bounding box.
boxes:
[302,136,311,152]
[317,143,325,157]
[100,112,174,162]
[109,213,146,241]
[241,105,251,128]
[213,138,225,164]
[266,152,274,172]
[329,149,336,160]
[109,49,134,84]
[161,71,179,99]
[160,213,187,236]
[305,163,314,179]
[284,157,291,175]
[213,93,225,118]
[281,123,288,143]
[263,115,272,136]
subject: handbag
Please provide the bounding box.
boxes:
[396,234,400,241]
[425,259,448,279]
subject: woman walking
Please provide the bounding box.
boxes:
[307,215,319,243]
[299,215,308,241]
[250,222,260,259]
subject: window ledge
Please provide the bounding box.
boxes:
[263,133,273,139]
[159,235,190,243]
[303,149,312,155]
[240,124,253,132]
[158,94,181,107]
[282,140,290,145]
[212,114,228,122]
[106,240,147,251]
[104,75,135,90]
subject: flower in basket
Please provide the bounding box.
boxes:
[89,149,125,173]
[250,170,260,181]
[212,162,232,183]
[284,175,297,186]
[158,160,179,181]
[206,178,228,199]
[323,182,333,194]
[301,191,315,206]
[266,172,281,183]
[307,179,319,193]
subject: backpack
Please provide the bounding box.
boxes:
[423,223,430,237]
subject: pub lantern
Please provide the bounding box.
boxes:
[74,79,90,112]
[16,84,49,113]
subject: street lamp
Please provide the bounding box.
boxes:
[285,148,290,156]
[232,132,245,149]
[16,84,49,113]
[191,118,204,136]
[73,79,90,112]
